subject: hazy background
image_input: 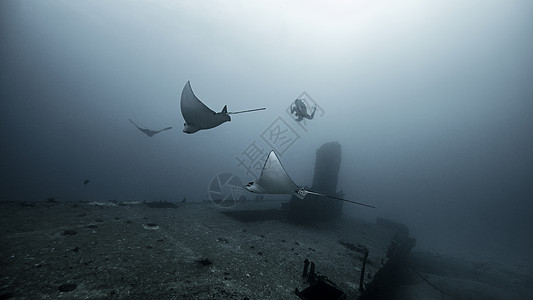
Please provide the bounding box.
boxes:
[1,0,532,268]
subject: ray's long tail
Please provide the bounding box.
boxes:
[304,190,375,208]
[227,107,266,115]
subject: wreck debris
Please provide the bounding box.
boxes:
[296,258,346,300]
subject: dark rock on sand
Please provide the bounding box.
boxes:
[58,283,77,292]
[197,258,213,266]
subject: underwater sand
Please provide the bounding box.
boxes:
[1,200,530,299]
[0,200,394,299]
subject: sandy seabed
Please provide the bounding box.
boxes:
[0,200,395,299]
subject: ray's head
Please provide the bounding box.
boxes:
[216,112,231,123]
[244,181,263,193]
[183,114,230,133]
[183,123,200,134]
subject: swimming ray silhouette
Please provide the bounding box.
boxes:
[180,81,265,133]
[129,119,172,137]
[244,151,375,208]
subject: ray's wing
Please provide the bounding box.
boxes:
[151,127,173,134]
[129,118,153,136]
[129,118,142,130]
[181,81,216,125]
[255,151,300,194]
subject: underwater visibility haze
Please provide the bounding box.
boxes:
[1,0,533,296]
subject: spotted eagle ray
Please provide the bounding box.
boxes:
[180,81,265,133]
[244,151,375,208]
[129,119,172,137]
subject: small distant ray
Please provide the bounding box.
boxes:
[244,151,375,208]
[129,119,172,137]
[180,81,265,134]
[83,179,90,185]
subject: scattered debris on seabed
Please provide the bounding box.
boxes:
[0,200,530,299]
